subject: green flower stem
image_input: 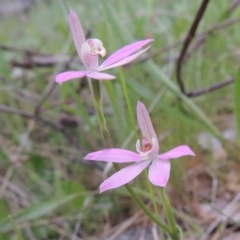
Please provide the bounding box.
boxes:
[100,5,137,135]
[144,169,162,234]
[112,162,170,232]
[159,188,179,240]
[88,78,171,234]
[89,79,112,148]
[144,170,159,217]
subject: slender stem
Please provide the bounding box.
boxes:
[100,3,137,135]
[159,188,179,240]
[0,199,25,240]
[111,153,170,232]
[88,78,171,234]
[144,170,159,217]
[89,79,112,148]
[122,175,170,233]
[144,170,162,235]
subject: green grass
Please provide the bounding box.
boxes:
[0,0,240,239]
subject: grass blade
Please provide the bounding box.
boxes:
[234,70,240,139]
[144,60,223,139]
[0,193,84,233]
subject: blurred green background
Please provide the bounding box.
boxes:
[0,0,240,239]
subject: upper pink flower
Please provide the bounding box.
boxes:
[84,101,195,193]
[55,11,153,84]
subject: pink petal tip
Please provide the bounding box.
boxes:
[159,145,195,160]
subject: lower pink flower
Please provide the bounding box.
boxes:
[84,101,195,193]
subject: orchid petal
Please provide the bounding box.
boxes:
[86,72,116,80]
[100,39,153,69]
[99,46,151,71]
[159,145,195,160]
[81,42,99,70]
[148,159,170,187]
[84,148,142,162]
[100,160,151,193]
[69,11,86,61]
[55,71,88,84]
[137,101,158,143]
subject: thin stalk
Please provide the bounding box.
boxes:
[159,188,179,240]
[144,170,159,217]
[88,78,171,234]
[89,79,112,148]
[144,169,162,236]
[100,3,137,135]
[122,173,170,233]
[0,199,24,240]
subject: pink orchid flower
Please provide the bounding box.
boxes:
[84,101,195,193]
[55,11,153,84]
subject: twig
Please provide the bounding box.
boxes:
[184,16,240,62]
[0,0,33,15]
[0,167,14,198]
[199,191,240,240]
[154,16,240,68]
[0,175,27,200]
[175,0,211,93]
[200,16,240,36]
[2,16,240,70]
[186,77,234,97]
[0,44,33,55]
[71,197,91,240]
[176,0,240,94]
[224,0,240,18]
[136,15,240,67]
[0,44,77,68]
[11,55,75,68]
[176,0,211,94]
[0,105,32,118]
